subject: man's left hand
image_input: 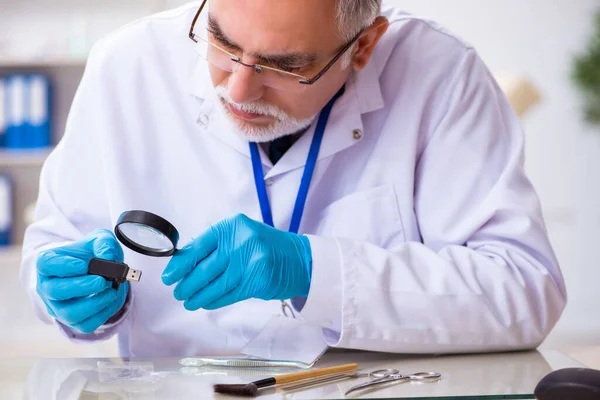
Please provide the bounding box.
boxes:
[161,214,312,311]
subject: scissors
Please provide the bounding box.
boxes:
[344,369,442,395]
[282,368,441,394]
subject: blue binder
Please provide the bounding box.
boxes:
[0,174,12,246]
[28,74,51,148]
[4,74,52,149]
[5,74,27,149]
[0,77,6,147]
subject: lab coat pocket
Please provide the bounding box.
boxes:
[317,185,406,248]
[240,315,329,367]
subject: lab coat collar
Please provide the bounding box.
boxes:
[188,45,384,178]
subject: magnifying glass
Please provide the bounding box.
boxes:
[86,210,180,289]
[114,210,180,257]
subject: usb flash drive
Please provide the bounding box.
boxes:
[88,258,142,290]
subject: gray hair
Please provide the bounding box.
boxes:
[336,0,382,68]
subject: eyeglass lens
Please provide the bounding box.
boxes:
[197,37,308,93]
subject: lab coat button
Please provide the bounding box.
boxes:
[352,129,363,140]
[197,114,209,125]
[266,179,274,187]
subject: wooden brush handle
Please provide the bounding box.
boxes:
[274,363,359,385]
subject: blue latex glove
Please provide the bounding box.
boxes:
[162,214,312,311]
[36,229,129,334]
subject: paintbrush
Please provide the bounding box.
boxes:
[213,362,358,397]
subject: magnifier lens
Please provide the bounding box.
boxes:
[117,222,174,253]
[115,210,179,257]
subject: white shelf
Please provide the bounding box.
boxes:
[0,245,22,265]
[0,148,53,167]
[0,57,87,68]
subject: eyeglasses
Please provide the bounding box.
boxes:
[188,0,363,93]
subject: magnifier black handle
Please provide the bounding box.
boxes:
[534,367,600,400]
[88,258,142,290]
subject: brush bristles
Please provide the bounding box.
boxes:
[213,383,258,397]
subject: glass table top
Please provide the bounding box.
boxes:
[0,348,588,399]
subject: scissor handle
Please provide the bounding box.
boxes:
[407,372,442,381]
[370,369,400,378]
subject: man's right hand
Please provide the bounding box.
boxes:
[35,229,129,334]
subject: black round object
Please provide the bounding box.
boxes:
[534,368,600,400]
[115,210,180,257]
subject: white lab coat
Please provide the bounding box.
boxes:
[21,2,567,357]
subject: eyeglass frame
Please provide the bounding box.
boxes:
[188,0,364,87]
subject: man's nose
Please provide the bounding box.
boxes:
[227,62,265,104]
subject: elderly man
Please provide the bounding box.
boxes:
[21,0,566,358]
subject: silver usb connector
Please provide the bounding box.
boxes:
[127,268,142,282]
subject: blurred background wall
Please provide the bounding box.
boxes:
[0,0,599,357]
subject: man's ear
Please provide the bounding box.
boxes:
[351,17,390,70]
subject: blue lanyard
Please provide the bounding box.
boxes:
[250,86,345,234]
